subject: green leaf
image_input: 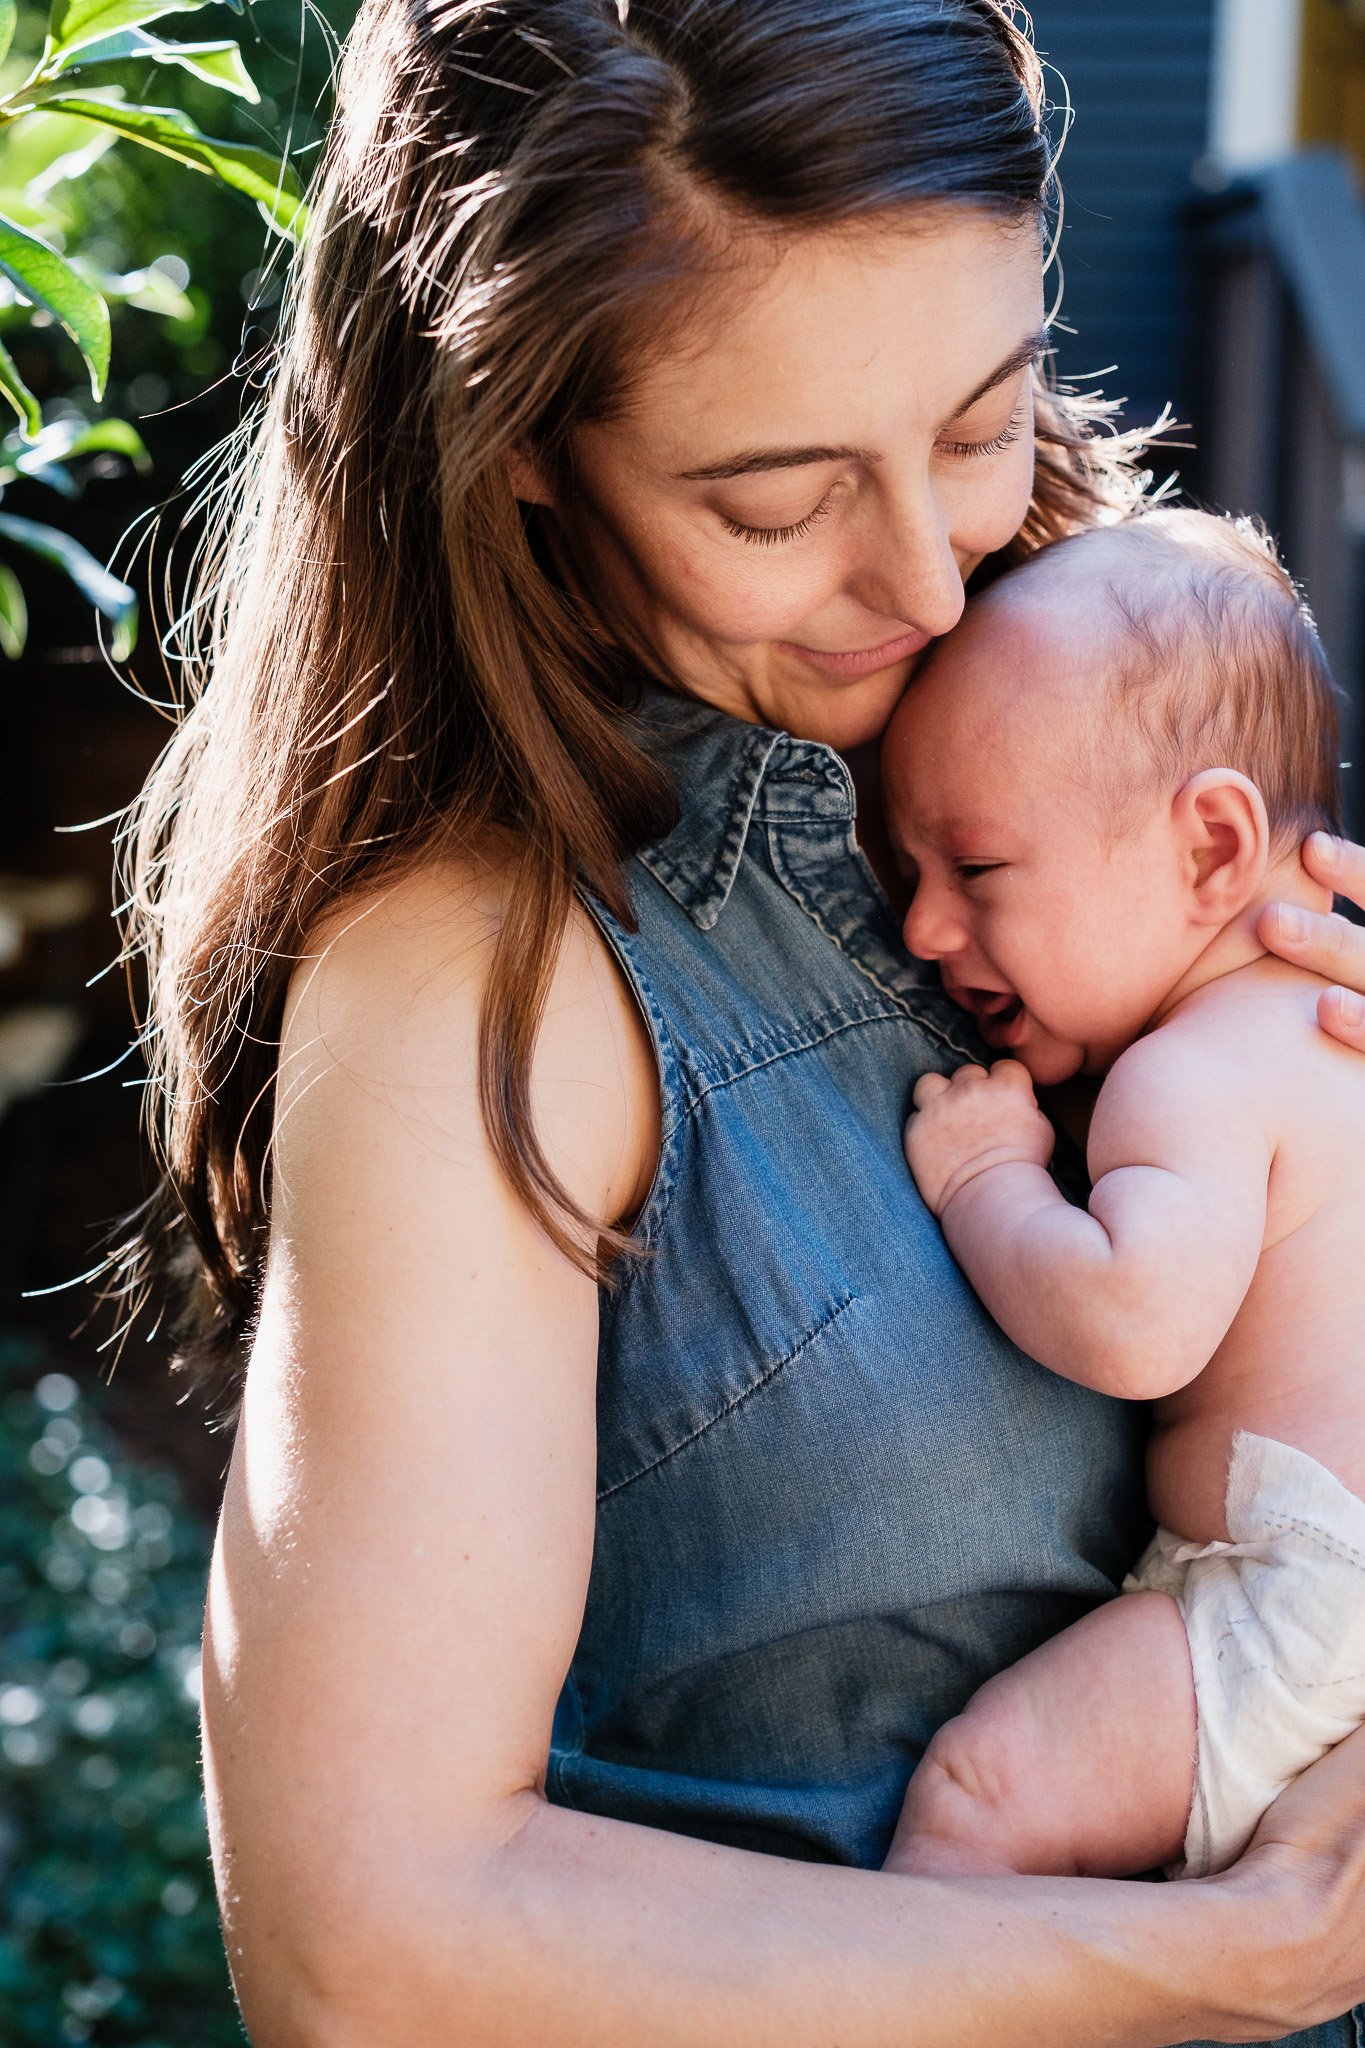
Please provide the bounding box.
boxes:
[0,508,137,653]
[4,413,151,478]
[0,558,28,654]
[53,27,260,100]
[0,337,41,437]
[163,36,257,98]
[19,95,308,238]
[0,0,17,67]
[15,456,78,494]
[73,258,194,321]
[0,213,110,397]
[45,0,221,63]
[0,186,66,231]
[0,105,119,196]
[0,558,27,654]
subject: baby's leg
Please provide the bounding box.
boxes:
[888,1591,1196,1879]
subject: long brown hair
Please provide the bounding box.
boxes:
[111,0,1159,1399]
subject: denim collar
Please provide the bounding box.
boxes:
[629,680,859,933]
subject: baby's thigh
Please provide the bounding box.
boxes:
[930,1588,1197,1876]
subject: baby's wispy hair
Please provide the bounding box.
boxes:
[999,507,1344,849]
[1098,508,1342,848]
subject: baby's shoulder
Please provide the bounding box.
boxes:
[1127,959,1365,1162]
[1095,1009,1271,1168]
[1164,959,1354,1076]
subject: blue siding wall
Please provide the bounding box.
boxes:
[1028,2,1217,429]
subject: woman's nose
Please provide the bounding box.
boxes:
[849,482,966,639]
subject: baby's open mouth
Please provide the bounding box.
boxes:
[948,986,1027,1048]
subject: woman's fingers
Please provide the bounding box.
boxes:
[1225,1721,1365,2031]
[1302,828,1365,905]
[1246,1720,1365,1871]
[1263,829,1365,1046]
[1318,984,1365,1050]
[1258,895,1365,1006]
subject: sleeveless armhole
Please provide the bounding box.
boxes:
[579,887,686,1265]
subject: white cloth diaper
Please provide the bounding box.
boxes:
[1122,1429,1365,1879]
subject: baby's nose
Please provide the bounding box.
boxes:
[903,892,966,961]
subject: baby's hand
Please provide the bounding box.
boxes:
[905,1060,1055,1218]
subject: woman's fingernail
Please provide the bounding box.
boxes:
[1310,830,1339,868]
[1333,988,1365,1027]
[1275,903,1307,942]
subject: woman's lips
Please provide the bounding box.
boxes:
[778,628,932,679]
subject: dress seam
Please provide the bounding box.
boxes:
[678,1009,926,1115]
[596,1289,858,1505]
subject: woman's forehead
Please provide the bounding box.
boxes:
[612,211,1046,467]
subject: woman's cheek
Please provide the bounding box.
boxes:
[995,416,1039,544]
[651,528,838,645]
[949,419,1038,563]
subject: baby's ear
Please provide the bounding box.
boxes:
[1171,768,1270,925]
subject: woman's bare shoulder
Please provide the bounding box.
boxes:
[281,849,506,1070]
[278,846,658,1229]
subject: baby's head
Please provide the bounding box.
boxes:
[882,508,1343,1084]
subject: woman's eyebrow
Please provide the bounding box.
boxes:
[674,442,873,482]
[943,326,1052,423]
[672,327,1052,482]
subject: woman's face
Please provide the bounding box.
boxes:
[546,209,1046,752]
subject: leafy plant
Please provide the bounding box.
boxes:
[0,1332,241,2045]
[0,0,307,656]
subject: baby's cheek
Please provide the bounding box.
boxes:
[1017,1026,1087,1088]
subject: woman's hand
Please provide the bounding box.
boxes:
[1260,832,1365,1049]
[1211,1720,1365,2037]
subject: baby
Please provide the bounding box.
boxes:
[879,507,1365,1883]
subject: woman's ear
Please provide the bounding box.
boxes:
[508,443,556,509]
[1171,768,1270,926]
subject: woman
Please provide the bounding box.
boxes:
[122,0,1365,2039]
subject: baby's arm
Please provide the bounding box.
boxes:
[905,1042,1272,1399]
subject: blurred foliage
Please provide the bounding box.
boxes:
[34,0,353,413]
[0,1332,241,2046]
[0,0,345,655]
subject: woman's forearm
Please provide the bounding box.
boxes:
[245,1791,1262,2048]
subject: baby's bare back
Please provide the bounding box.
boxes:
[1145,958,1365,1541]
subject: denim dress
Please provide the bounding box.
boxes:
[550,681,1362,2048]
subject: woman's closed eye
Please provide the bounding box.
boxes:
[937,399,1028,463]
[718,390,1029,544]
[956,861,1005,881]
[717,384,1030,543]
[720,490,837,546]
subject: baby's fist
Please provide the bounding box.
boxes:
[904,1059,1055,1217]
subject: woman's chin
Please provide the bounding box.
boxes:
[770,663,918,752]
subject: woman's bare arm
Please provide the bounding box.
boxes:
[203,857,1365,2048]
